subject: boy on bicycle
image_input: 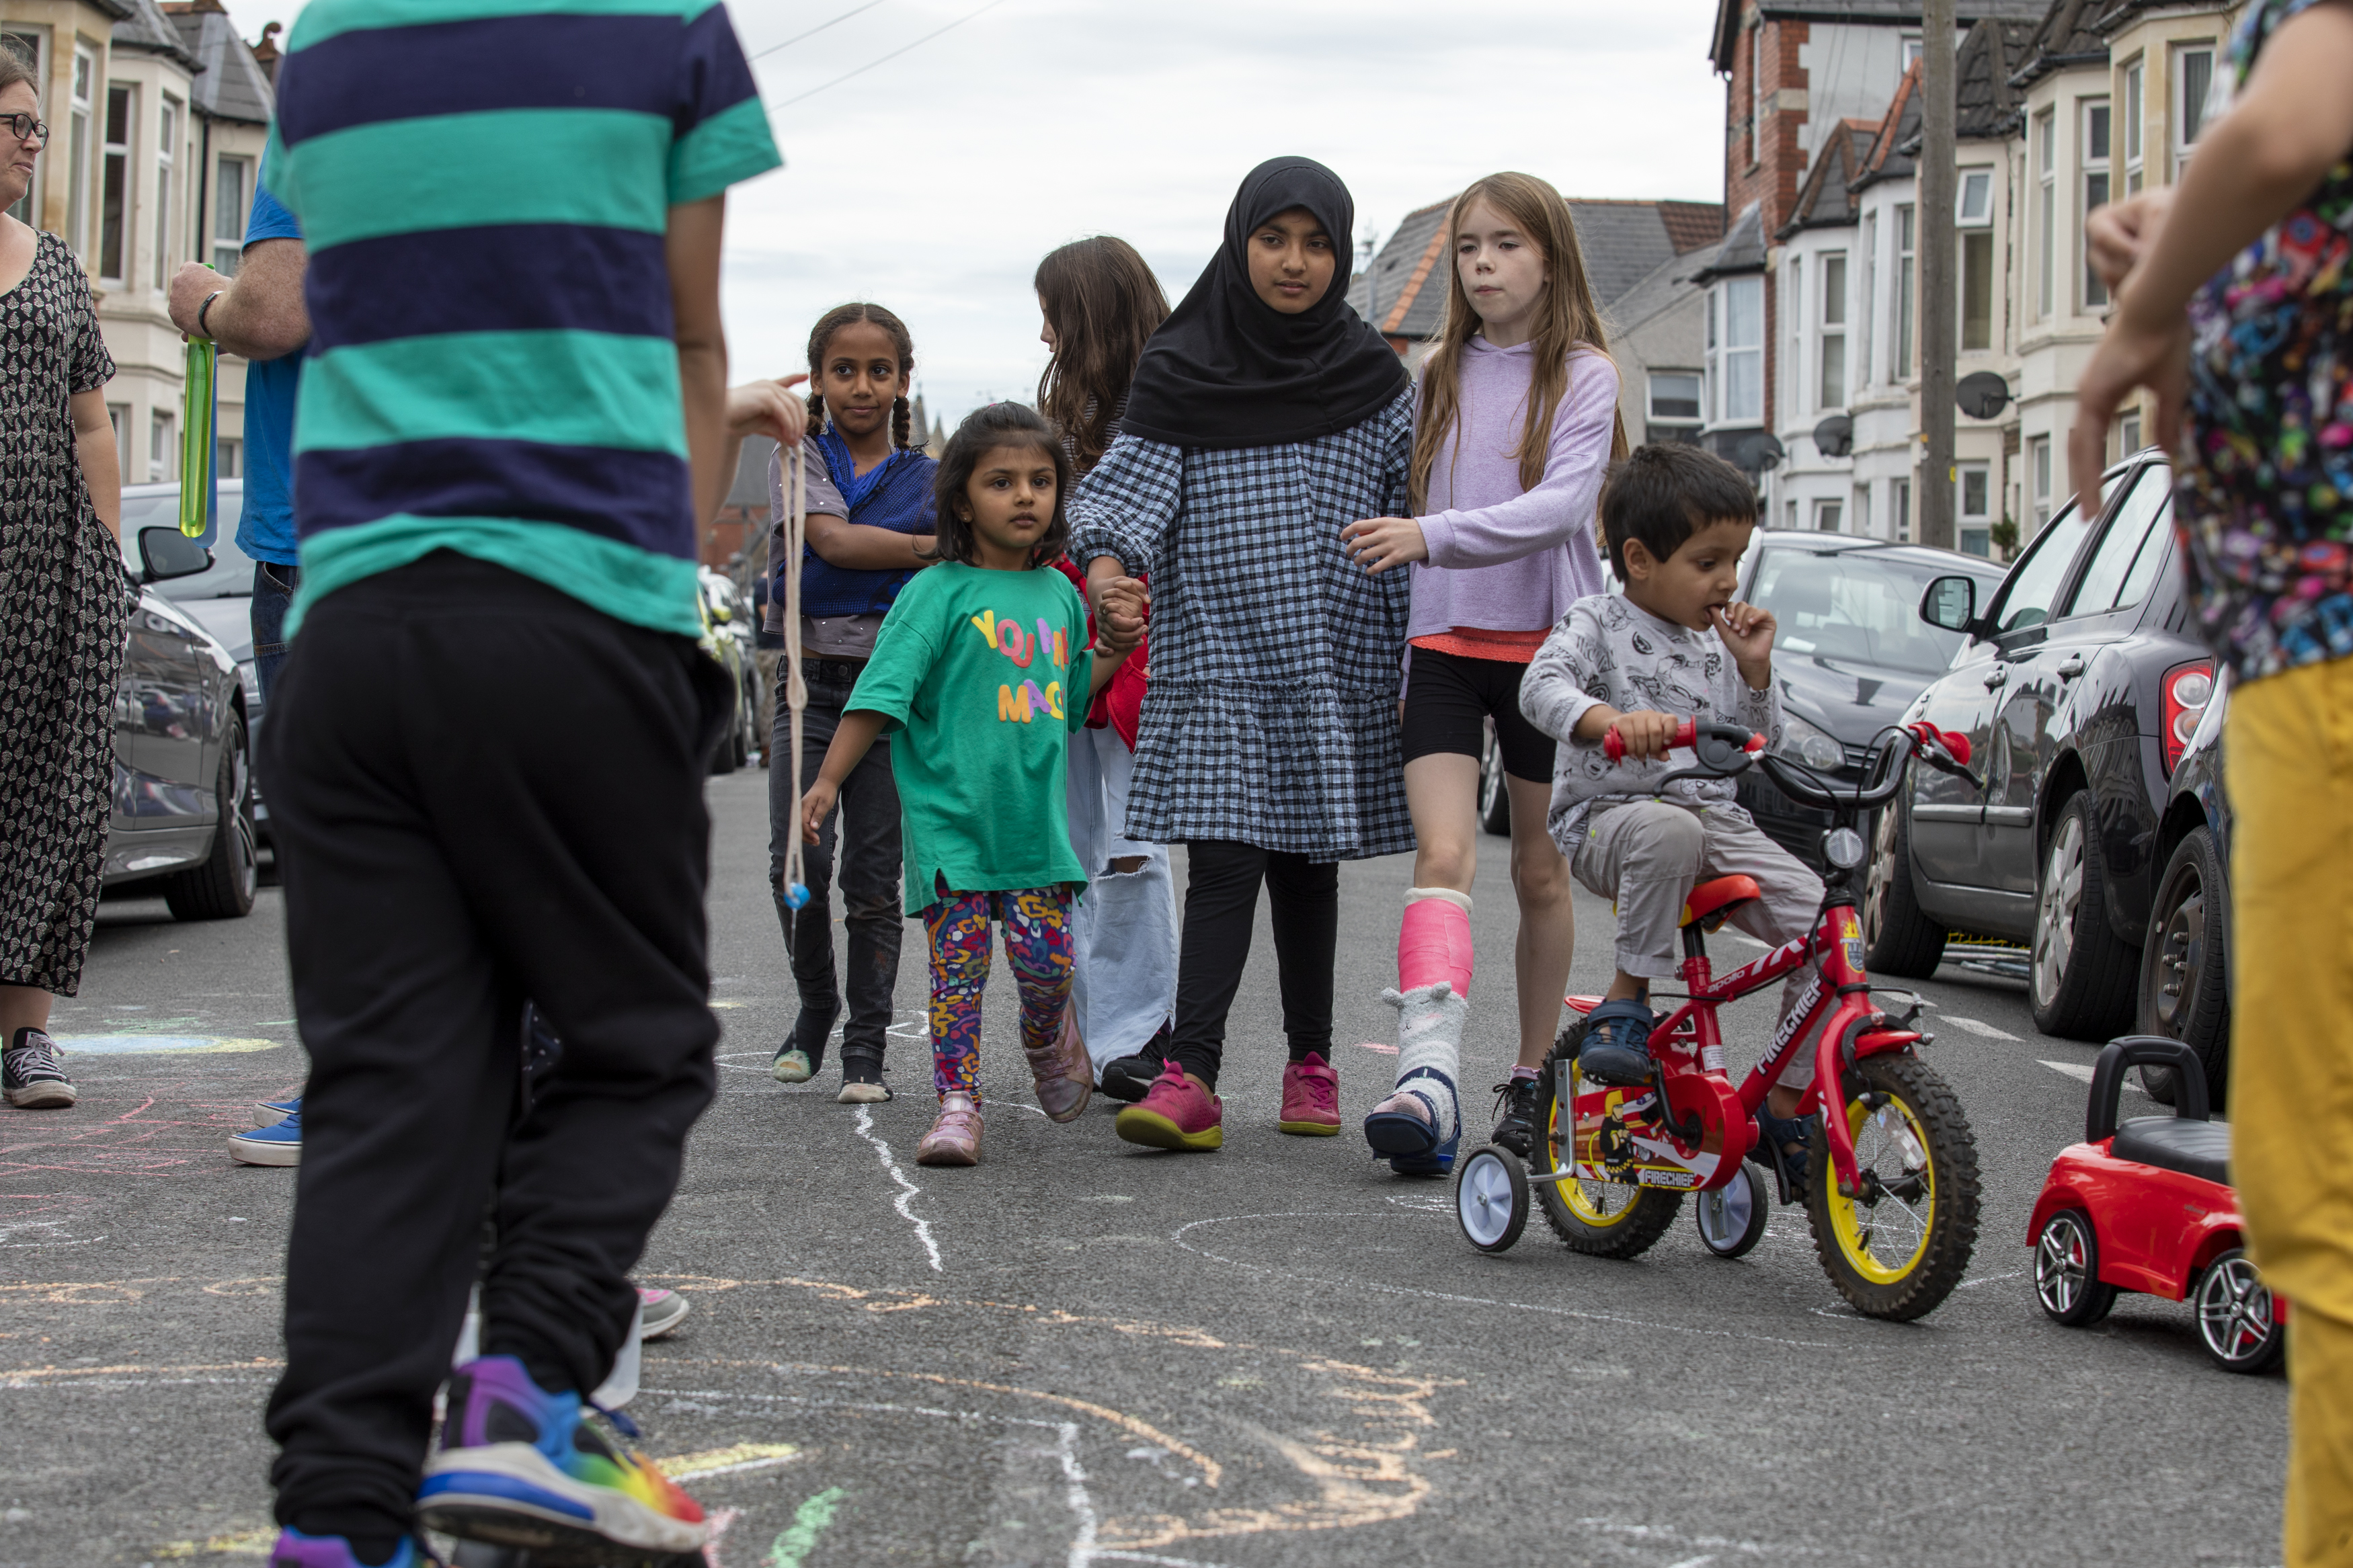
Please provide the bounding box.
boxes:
[1518,444,1825,1190]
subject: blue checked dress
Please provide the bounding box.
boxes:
[1068,388,1416,860]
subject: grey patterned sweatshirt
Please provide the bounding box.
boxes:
[1519,594,1784,848]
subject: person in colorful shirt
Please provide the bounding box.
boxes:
[2071,2,2353,1557]
[254,5,781,1565]
[799,403,1143,1165]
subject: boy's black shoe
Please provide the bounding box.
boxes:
[1576,999,1657,1087]
[1490,1075,1542,1159]
[836,1049,891,1104]
[1099,1022,1171,1104]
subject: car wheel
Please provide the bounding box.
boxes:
[2195,1249,2285,1374]
[2134,827,2231,1110]
[161,710,258,921]
[2029,792,2139,1040]
[2033,1208,2117,1327]
[1862,796,1944,979]
[1477,724,1509,837]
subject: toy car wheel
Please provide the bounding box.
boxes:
[2194,1248,2284,1374]
[2033,1208,2117,1327]
[1694,1162,1769,1260]
[1455,1145,1529,1254]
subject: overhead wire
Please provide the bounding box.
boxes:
[748,0,889,61]
[764,0,1013,112]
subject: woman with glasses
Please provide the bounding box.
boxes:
[0,49,126,1116]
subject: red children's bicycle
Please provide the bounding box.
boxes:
[1453,718,1987,1321]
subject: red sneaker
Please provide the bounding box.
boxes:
[1114,1061,1223,1151]
[1280,1051,1341,1135]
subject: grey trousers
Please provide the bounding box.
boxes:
[1569,800,1826,1087]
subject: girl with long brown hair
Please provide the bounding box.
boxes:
[1034,238,1181,1102]
[1340,171,1625,1174]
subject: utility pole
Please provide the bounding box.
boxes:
[1918,0,1958,549]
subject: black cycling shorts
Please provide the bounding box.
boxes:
[1400,645,1558,783]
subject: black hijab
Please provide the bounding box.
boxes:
[1119,156,1409,450]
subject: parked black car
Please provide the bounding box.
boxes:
[1866,450,2219,1044]
[2137,670,2231,1106]
[104,523,258,919]
[1734,533,2007,868]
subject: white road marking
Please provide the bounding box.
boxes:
[1942,1016,2019,1040]
[853,1105,943,1272]
[2040,1060,2147,1093]
[1730,935,1771,950]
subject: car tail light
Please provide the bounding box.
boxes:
[2161,660,2215,775]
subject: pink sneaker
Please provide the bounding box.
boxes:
[1114,1061,1223,1151]
[1279,1052,1340,1136]
[636,1285,689,1339]
[916,1094,982,1165]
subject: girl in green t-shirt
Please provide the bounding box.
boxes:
[801,405,1144,1166]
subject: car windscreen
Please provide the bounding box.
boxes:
[117,489,257,601]
[1749,548,1995,675]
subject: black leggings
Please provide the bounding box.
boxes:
[1169,841,1338,1089]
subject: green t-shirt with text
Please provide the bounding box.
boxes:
[848,563,1095,914]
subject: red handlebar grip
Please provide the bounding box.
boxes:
[1603,716,1700,764]
[1671,718,1698,750]
[1904,721,1973,766]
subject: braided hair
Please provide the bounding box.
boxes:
[805,302,918,446]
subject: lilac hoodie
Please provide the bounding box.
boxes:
[1410,340,1617,641]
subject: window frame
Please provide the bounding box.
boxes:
[212,153,250,275]
[1955,168,1993,227]
[1895,203,1916,378]
[1961,229,1994,353]
[2122,58,2145,194]
[2029,435,2052,528]
[1814,497,1845,534]
[1958,460,1993,558]
[150,407,175,483]
[66,47,93,259]
[1819,251,1848,410]
[2034,107,2057,320]
[2172,43,2215,181]
[154,94,179,290]
[1646,370,1702,424]
[1711,275,1764,426]
[98,81,133,284]
[2081,97,2112,309]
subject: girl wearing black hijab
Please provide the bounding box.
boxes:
[1068,156,1414,1155]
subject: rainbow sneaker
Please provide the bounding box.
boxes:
[265,1528,427,1568]
[417,1354,705,1564]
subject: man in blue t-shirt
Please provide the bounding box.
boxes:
[168,175,308,701]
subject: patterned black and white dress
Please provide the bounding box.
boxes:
[0,230,123,995]
[1068,388,1416,861]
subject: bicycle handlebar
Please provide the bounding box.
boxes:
[1599,716,1981,811]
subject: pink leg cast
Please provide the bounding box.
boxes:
[1397,887,1472,997]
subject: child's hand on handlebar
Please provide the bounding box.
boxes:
[1607,709,1682,762]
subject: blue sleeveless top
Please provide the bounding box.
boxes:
[799,427,938,618]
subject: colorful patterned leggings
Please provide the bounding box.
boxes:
[922,881,1075,1102]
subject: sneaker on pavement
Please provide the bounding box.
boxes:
[635,1286,690,1341]
[915,1093,982,1165]
[1099,1056,1158,1104]
[252,1096,301,1128]
[1025,1007,1092,1123]
[231,1111,303,1166]
[1114,1061,1223,1151]
[265,1528,428,1568]
[1278,1052,1340,1136]
[837,1054,891,1104]
[1490,1074,1541,1159]
[3,1028,75,1109]
[417,1354,707,1562]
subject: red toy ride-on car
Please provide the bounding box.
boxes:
[2029,1035,2283,1373]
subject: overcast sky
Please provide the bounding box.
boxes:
[221,0,1727,422]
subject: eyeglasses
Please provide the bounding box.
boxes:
[1,114,47,145]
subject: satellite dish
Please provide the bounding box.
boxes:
[1957,371,2012,420]
[1812,414,1853,458]
[1730,431,1786,474]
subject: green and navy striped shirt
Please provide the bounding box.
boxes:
[266,0,781,637]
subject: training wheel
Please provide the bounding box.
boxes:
[1455,1145,1529,1254]
[784,880,810,910]
[1693,1161,1769,1260]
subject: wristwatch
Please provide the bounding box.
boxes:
[197,290,223,339]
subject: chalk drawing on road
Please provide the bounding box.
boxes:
[53,1034,279,1054]
[1170,1212,1839,1350]
[852,1104,944,1272]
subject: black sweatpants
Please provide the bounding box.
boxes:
[259,554,729,1545]
[1167,840,1338,1089]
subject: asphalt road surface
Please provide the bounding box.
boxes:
[9,771,2284,1567]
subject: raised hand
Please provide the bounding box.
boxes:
[1714,600,1776,677]
[728,375,813,447]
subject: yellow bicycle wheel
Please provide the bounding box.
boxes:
[1805,1051,1980,1319]
[1533,1022,1681,1257]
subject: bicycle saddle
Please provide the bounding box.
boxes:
[1680,876,1761,931]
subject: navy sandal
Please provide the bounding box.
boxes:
[1577,998,1658,1086]
[1363,1067,1460,1176]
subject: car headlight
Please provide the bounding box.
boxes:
[1776,712,1846,772]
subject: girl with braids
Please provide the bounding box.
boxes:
[1033,237,1180,1102]
[1339,172,1624,1175]
[764,302,937,1103]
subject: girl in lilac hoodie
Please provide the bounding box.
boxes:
[1341,172,1624,1175]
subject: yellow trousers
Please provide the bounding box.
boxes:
[2230,659,2353,1565]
